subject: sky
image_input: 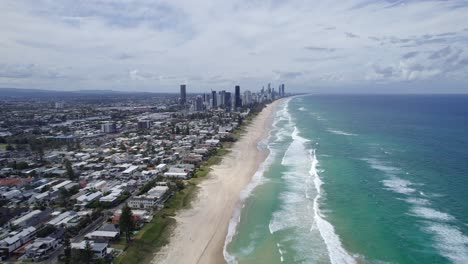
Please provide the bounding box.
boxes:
[1,0,468,93]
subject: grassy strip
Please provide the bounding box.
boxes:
[114,216,175,264]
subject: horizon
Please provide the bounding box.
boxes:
[3,86,468,95]
[1,1,468,93]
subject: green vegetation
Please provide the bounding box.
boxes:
[114,216,175,264]
[64,159,76,180]
[119,204,135,243]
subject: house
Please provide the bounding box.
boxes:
[76,191,102,207]
[122,165,139,177]
[164,171,189,179]
[24,237,59,261]
[11,209,52,228]
[205,139,220,146]
[71,241,108,259]
[47,211,78,227]
[0,227,37,260]
[51,180,74,191]
[1,189,22,200]
[99,188,123,205]
[155,163,167,172]
[85,231,120,242]
[128,186,169,210]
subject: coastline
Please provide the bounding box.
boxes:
[152,99,282,264]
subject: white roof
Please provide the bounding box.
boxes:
[123,165,139,174]
[48,211,75,226]
[147,186,169,198]
[1,227,36,245]
[11,210,42,226]
[52,180,72,191]
[86,231,119,238]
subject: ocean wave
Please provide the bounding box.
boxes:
[410,206,456,222]
[362,158,401,175]
[327,129,358,136]
[425,223,468,264]
[382,177,416,195]
[310,149,357,264]
[403,197,430,206]
[363,156,467,263]
[299,107,306,111]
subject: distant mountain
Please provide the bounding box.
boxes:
[0,88,153,98]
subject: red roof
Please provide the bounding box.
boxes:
[0,177,33,187]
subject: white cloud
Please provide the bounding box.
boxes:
[0,0,468,92]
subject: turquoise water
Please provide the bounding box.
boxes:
[225,95,468,264]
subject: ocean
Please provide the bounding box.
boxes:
[224,95,468,264]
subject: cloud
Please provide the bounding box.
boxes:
[0,64,34,78]
[304,46,336,52]
[402,51,419,59]
[345,32,360,38]
[273,71,303,80]
[428,46,453,60]
[0,0,467,92]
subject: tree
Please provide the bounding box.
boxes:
[5,144,14,151]
[63,234,71,264]
[119,142,126,151]
[16,161,29,170]
[119,204,134,243]
[64,159,76,180]
[83,240,94,264]
[37,225,57,237]
[59,187,70,207]
[37,145,44,161]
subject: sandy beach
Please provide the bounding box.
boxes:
[152,100,281,264]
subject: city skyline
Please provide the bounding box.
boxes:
[1,1,468,94]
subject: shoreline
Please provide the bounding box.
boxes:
[152,99,282,264]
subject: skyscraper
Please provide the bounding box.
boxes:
[195,95,204,112]
[235,85,241,109]
[220,90,226,106]
[225,92,232,112]
[211,90,217,108]
[180,84,187,105]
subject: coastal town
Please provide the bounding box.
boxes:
[0,84,286,263]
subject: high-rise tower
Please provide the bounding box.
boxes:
[235,85,241,109]
[180,84,187,105]
[211,90,217,108]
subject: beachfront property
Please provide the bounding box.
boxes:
[128,185,170,210]
[71,240,109,259]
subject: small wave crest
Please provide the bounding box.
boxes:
[363,156,468,263]
[327,129,358,136]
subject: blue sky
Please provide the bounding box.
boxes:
[1,0,468,93]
